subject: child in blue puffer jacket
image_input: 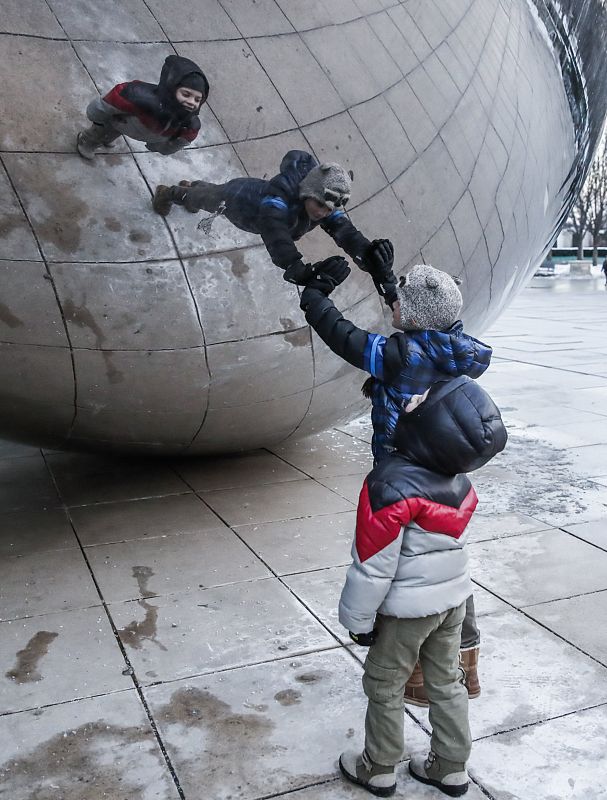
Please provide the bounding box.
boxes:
[300,256,492,708]
[152,149,397,296]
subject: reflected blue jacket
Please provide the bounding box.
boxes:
[301,288,493,461]
[218,150,371,271]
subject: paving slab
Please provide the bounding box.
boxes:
[470,705,607,800]
[284,566,350,643]
[0,549,99,621]
[286,771,488,799]
[71,493,222,547]
[316,472,368,504]
[524,590,607,665]
[408,609,607,739]
[111,577,337,683]
[235,510,355,575]
[0,606,129,713]
[173,449,306,491]
[0,509,76,557]
[469,529,607,606]
[270,430,374,479]
[0,456,61,513]
[561,519,607,550]
[87,527,269,602]
[0,690,180,800]
[465,511,551,544]
[46,453,189,507]
[200,478,354,527]
[144,649,430,800]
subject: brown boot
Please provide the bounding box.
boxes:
[459,646,480,699]
[152,185,174,216]
[404,661,429,707]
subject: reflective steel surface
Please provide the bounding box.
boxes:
[1,0,606,453]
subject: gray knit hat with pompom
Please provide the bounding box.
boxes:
[299,163,352,209]
[395,265,463,331]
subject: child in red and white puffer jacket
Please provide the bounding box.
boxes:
[76,55,209,160]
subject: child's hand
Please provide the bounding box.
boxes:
[349,629,378,647]
[366,239,394,278]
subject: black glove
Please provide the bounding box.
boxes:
[283,260,315,286]
[349,630,378,647]
[308,255,351,295]
[382,276,398,307]
[366,239,394,279]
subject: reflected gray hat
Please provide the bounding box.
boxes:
[395,265,463,331]
[299,163,352,210]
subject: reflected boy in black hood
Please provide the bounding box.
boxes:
[77,55,209,160]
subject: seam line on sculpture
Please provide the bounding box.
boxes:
[0,155,79,433]
[4,2,407,46]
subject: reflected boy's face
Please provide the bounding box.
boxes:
[404,388,430,413]
[304,197,332,221]
[175,86,204,111]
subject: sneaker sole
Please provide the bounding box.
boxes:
[408,763,468,797]
[76,135,95,161]
[339,757,396,798]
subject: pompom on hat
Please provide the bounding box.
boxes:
[395,265,463,331]
[299,163,352,210]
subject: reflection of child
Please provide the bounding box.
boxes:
[152,150,397,295]
[77,55,209,160]
[338,377,507,798]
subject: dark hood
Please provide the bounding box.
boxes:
[156,55,209,120]
[393,376,508,475]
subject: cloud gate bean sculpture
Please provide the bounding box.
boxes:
[1,0,606,454]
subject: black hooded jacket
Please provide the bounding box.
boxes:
[338,376,508,631]
[103,55,208,143]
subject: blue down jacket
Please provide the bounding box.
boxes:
[217,150,371,271]
[300,287,493,461]
[339,376,507,633]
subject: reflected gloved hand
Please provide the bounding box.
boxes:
[283,260,315,286]
[349,630,378,647]
[365,239,395,279]
[308,255,351,295]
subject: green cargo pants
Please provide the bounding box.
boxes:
[362,602,471,766]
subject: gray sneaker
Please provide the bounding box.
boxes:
[409,751,468,796]
[76,131,97,161]
[339,750,396,797]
